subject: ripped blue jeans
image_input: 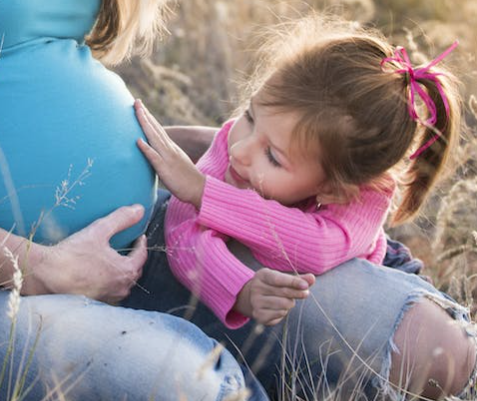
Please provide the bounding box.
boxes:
[0,292,258,401]
[123,190,477,400]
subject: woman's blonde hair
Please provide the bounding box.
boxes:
[86,0,171,65]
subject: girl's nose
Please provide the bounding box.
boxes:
[230,137,254,166]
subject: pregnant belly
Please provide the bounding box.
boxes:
[0,40,157,249]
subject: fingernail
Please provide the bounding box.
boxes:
[298,280,308,290]
[131,204,144,214]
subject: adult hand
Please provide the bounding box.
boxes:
[234,268,316,326]
[135,99,206,209]
[30,205,148,303]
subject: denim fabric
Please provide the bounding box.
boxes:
[0,293,250,401]
[383,236,424,275]
[122,189,475,400]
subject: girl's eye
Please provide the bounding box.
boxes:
[266,147,281,167]
[244,109,254,124]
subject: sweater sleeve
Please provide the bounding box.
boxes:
[165,205,254,329]
[197,177,393,274]
[165,121,254,329]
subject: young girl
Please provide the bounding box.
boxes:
[135,17,461,332]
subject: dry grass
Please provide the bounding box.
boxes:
[120,0,477,122]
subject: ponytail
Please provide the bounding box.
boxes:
[392,69,461,225]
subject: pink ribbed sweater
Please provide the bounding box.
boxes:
[165,121,393,328]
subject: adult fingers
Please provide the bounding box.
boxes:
[91,205,145,241]
[127,234,148,279]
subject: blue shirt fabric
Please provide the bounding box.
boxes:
[0,0,157,249]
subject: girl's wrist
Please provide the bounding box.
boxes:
[189,173,206,209]
[233,280,253,317]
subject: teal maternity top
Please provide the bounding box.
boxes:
[0,0,157,249]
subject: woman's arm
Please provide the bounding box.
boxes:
[0,227,46,295]
[0,205,147,303]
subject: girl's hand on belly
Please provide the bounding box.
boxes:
[31,205,148,303]
[135,100,206,209]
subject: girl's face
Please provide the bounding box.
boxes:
[225,99,328,206]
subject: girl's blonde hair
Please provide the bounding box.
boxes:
[86,0,171,65]
[245,15,461,225]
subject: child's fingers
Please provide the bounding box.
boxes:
[136,100,172,146]
[254,295,296,311]
[261,285,310,300]
[301,273,316,287]
[257,268,310,290]
[135,105,163,147]
[141,101,166,135]
[135,100,171,150]
[136,138,164,172]
[136,138,158,160]
[252,307,289,326]
[135,99,159,128]
[265,317,286,326]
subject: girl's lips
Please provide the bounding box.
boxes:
[228,165,247,185]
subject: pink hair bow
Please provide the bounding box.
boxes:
[381,40,458,159]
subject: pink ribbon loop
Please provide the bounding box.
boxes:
[381,41,458,159]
